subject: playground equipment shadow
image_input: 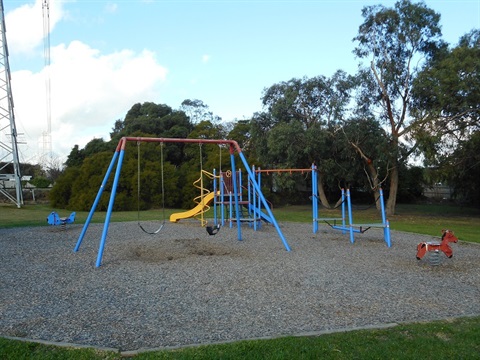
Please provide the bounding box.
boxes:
[0,221,479,353]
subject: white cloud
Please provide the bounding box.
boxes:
[6,1,169,163]
[104,3,118,14]
[12,41,168,162]
[6,0,64,55]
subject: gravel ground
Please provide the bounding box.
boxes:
[1,220,479,352]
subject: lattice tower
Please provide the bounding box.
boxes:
[0,1,23,207]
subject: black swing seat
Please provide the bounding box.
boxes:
[206,224,221,235]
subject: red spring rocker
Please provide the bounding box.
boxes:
[416,229,458,260]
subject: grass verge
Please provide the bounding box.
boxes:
[1,202,479,243]
[1,317,479,359]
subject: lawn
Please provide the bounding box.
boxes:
[1,202,478,243]
[1,316,479,359]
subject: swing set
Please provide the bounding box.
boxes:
[74,137,291,267]
[311,166,391,247]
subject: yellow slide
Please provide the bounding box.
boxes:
[169,192,216,223]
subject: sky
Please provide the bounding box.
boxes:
[2,0,480,164]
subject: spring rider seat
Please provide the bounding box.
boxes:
[416,229,458,265]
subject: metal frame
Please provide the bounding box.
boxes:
[0,1,23,208]
[74,136,291,267]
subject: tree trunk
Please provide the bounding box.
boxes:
[317,171,331,208]
[386,165,399,216]
[348,140,382,210]
[365,160,381,211]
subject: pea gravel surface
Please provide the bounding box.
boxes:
[1,221,479,352]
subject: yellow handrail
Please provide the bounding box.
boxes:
[192,170,220,226]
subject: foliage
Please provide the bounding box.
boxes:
[110,102,193,146]
[397,165,426,203]
[226,119,251,151]
[49,167,81,208]
[339,117,391,190]
[446,131,480,205]
[65,145,85,168]
[180,99,222,124]
[252,73,357,204]
[28,176,51,188]
[352,0,446,215]
[68,152,114,211]
[261,71,353,129]
[411,29,480,164]
[65,139,114,168]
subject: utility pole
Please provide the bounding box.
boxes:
[0,0,23,208]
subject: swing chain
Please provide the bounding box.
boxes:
[137,141,166,235]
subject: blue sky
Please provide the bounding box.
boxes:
[3,0,480,163]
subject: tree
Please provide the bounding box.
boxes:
[68,152,115,210]
[252,72,357,207]
[110,102,193,142]
[340,117,391,199]
[262,71,353,130]
[226,120,251,151]
[180,99,221,124]
[49,167,81,208]
[65,145,85,168]
[353,0,444,214]
[446,131,480,205]
[412,30,480,206]
[411,29,480,164]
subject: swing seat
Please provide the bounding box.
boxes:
[206,224,221,236]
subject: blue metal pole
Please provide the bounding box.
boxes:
[379,188,391,247]
[220,172,225,226]
[237,152,291,251]
[256,166,262,229]
[95,149,126,267]
[251,165,257,231]
[230,152,242,240]
[247,167,252,228]
[74,150,119,252]
[347,188,355,244]
[213,169,218,226]
[229,190,233,228]
[312,164,317,233]
[341,188,346,234]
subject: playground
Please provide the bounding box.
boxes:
[1,220,479,353]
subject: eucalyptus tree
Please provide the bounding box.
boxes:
[353,0,445,214]
[180,99,222,124]
[411,29,480,205]
[252,71,354,206]
[411,29,480,165]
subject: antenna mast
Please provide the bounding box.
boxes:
[42,0,52,163]
[0,0,23,207]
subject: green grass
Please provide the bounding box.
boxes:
[0,338,119,360]
[271,203,480,243]
[1,316,479,359]
[0,203,182,229]
[1,202,479,243]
